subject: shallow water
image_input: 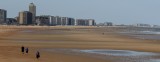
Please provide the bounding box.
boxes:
[119,31,160,40]
[79,49,157,56]
[149,59,160,62]
[79,49,160,62]
[139,31,160,35]
[42,49,160,62]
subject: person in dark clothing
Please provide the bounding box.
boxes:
[25,48,29,53]
[102,33,104,35]
[21,46,25,54]
[36,51,40,59]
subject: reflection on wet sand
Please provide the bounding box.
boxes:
[42,49,160,62]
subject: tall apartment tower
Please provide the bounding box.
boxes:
[29,3,36,24]
[0,9,7,24]
[19,11,32,25]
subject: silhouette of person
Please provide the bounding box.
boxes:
[36,51,40,59]
[25,48,29,53]
[102,33,104,35]
[21,46,25,54]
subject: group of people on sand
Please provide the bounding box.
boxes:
[21,46,40,59]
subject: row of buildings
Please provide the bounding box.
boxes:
[35,16,95,26]
[0,3,96,26]
[97,22,113,26]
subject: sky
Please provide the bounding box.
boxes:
[0,0,160,25]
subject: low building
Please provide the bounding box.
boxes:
[6,18,17,25]
[136,24,151,27]
[104,22,113,26]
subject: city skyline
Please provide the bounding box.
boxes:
[0,0,160,25]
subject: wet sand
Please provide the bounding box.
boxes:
[41,49,160,62]
[0,26,160,62]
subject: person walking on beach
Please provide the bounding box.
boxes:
[36,51,40,59]
[102,33,104,35]
[25,48,29,54]
[21,46,25,54]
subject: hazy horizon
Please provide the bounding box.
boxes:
[0,0,160,25]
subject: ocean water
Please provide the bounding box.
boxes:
[119,31,160,40]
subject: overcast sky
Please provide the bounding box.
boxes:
[0,0,160,25]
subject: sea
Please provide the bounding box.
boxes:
[119,30,160,40]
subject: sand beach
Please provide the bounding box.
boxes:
[0,26,160,62]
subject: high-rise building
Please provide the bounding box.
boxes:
[76,19,95,26]
[0,9,7,24]
[48,15,55,26]
[88,19,95,26]
[29,3,36,24]
[68,18,75,25]
[59,17,75,26]
[35,15,50,26]
[35,16,76,26]
[61,17,68,25]
[76,19,87,26]
[19,11,32,25]
[56,16,62,25]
